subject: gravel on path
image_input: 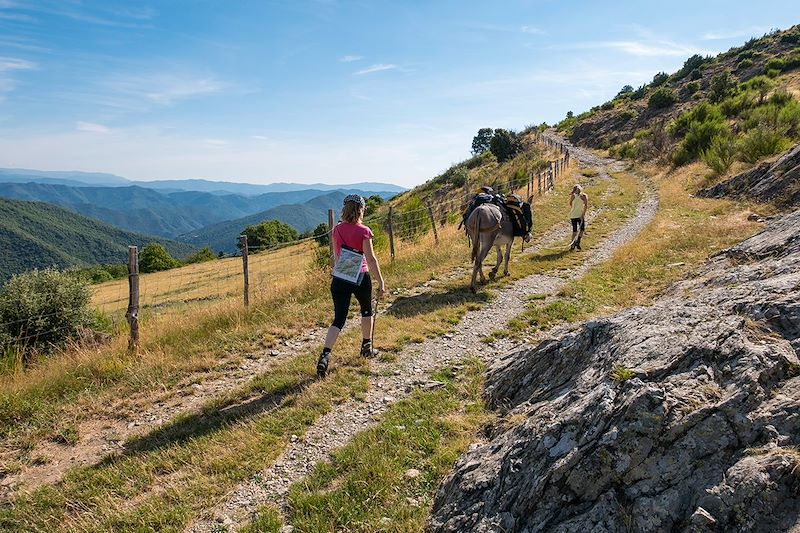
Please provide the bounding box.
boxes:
[187,138,660,532]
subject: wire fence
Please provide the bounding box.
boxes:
[3,136,571,355]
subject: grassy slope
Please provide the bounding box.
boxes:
[0,198,195,282]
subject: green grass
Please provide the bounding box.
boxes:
[610,364,636,382]
[278,358,489,533]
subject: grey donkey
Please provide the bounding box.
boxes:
[465,203,529,293]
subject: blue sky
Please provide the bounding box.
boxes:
[0,1,798,187]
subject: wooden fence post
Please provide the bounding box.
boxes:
[387,206,396,261]
[426,202,439,244]
[125,246,139,353]
[327,209,336,266]
[239,235,250,307]
[538,172,542,195]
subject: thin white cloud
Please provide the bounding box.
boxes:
[702,26,769,40]
[355,63,397,75]
[76,121,111,134]
[0,56,36,72]
[251,135,269,140]
[106,72,227,105]
[339,55,362,62]
[553,40,713,57]
[521,25,547,35]
[0,56,36,95]
[204,138,227,146]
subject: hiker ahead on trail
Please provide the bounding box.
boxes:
[569,184,588,251]
[317,194,386,378]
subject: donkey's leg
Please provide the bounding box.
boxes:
[503,241,512,276]
[489,244,501,279]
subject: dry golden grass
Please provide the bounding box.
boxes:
[91,241,320,316]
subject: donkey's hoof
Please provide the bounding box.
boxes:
[488,271,497,280]
[470,286,477,294]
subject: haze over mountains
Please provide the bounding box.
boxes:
[0,167,403,279]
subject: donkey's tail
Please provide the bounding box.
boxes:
[470,215,480,263]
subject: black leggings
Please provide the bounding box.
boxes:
[571,217,586,232]
[330,273,373,329]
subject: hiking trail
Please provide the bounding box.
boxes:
[186,137,659,531]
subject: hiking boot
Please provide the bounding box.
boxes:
[316,352,330,378]
[360,341,378,358]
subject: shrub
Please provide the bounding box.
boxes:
[618,109,636,122]
[139,243,182,273]
[669,103,724,138]
[741,75,775,105]
[631,84,648,100]
[778,100,800,137]
[0,268,94,360]
[648,87,677,109]
[719,91,757,117]
[651,72,669,87]
[685,81,700,95]
[765,68,781,78]
[364,194,385,217]
[708,71,739,103]
[615,85,634,99]
[701,134,737,175]
[186,247,216,264]
[769,89,794,107]
[765,57,786,73]
[737,127,790,163]
[242,220,299,252]
[780,30,800,44]
[675,54,709,79]
[608,141,638,160]
[673,119,731,165]
[737,58,754,70]
[600,100,615,111]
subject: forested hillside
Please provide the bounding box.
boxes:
[0,198,194,282]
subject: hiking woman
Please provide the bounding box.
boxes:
[317,194,386,378]
[569,184,588,250]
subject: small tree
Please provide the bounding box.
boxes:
[651,72,669,86]
[311,222,330,246]
[742,75,775,105]
[489,128,518,163]
[701,134,737,175]
[648,87,677,109]
[471,128,494,155]
[186,247,216,264]
[364,195,384,217]
[709,71,739,103]
[0,268,93,360]
[242,220,299,250]
[139,243,181,273]
[616,85,634,98]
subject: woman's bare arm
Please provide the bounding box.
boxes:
[362,238,385,297]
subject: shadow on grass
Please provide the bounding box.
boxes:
[530,248,572,262]
[115,376,315,457]
[386,287,490,318]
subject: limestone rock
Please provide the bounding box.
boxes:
[429,210,800,532]
[699,141,800,207]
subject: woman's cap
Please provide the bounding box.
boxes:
[343,194,365,207]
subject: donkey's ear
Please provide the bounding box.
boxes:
[526,195,534,204]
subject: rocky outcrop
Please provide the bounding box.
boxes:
[699,142,800,207]
[430,210,800,532]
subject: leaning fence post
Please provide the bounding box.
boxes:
[239,234,250,307]
[125,246,139,353]
[426,202,439,244]
[388,206,396,260]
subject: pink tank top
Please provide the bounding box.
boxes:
[333,222,374,273]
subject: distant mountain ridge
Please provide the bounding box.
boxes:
[0,168,405,196]
[181,190,356,253]
[0,182,397,241]
[0,198,195,283]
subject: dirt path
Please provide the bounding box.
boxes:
[0,141,566,497]
[187,138,659,532]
